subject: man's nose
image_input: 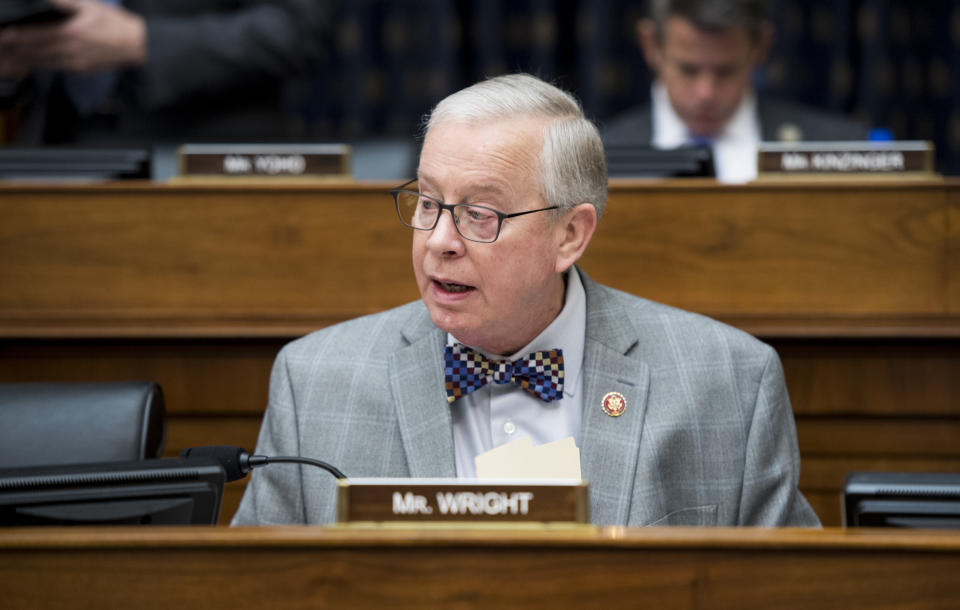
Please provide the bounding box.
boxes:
[692,73,719,101]
[425,208,464,252]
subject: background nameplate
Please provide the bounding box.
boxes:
[177,143,351,178]
[758,141,934,176]
[337,478,589,523]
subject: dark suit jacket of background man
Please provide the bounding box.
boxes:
[601,97,867,147]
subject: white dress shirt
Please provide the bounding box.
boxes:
[448,268,586,478]
[650,81,761,183]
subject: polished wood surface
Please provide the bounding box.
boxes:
[0,181,417,337]
[1,179,957,336]
[1,526,959,609]
[1,179,958,526]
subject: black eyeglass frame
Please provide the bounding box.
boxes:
[390,179,560,243]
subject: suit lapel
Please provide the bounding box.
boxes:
[578,271,651,525]
[388,308,457,477]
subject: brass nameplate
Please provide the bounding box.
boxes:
[177,143,350,178]
[758,141,934,176]
[337,478,589,524]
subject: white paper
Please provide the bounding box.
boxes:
[475,436,581,480]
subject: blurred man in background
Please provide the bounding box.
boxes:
[602,0,866,183]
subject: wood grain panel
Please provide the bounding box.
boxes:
[800,456,960,491]
[2,527,959,609]
[796,418,960,456]
[0,182,419,331]
[2,180,957,336]
[778,338,960,416]
[948,186,959,312]
[164,417,261,455]
[0,338,280,415]
[803,491,844,526]
[585,180,949,315]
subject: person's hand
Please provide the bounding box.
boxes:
[0,31,31,81]
[0,0,146,76]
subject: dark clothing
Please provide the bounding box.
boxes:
[602,97,867,147]
[3,0,336,146]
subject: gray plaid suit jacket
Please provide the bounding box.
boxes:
[232,269,819,527]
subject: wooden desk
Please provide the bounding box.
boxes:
[1,526,959,609]
[1,179,958,525]
[1,179,957,336]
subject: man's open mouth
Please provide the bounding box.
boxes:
[437,281,474,293]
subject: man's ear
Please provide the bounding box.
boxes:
[555,203,598,274]
[637,18,663,74]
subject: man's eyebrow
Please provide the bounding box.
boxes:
[464,183,510,201]
[414,176,509,200]
[416,174,443,192]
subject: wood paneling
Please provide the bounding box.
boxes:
[1,180,957,336]
[948,186,960,311]
[779,339,960,416]
[220,485,247,525]
[797,418,960,456]
[0,182,418,336]
[587,180,950,316]
[801,457,960,491]
[163,417,261,456]
[2,527,960,609]
[0,339,278,415]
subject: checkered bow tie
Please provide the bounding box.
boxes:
[443,343,564,403]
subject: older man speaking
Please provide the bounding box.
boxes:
[233,73,818,528]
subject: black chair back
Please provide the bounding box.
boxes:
[0,381,166,468]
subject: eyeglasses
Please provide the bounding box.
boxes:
[390,179,559,243]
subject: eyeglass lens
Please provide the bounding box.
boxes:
[395,191,501,242]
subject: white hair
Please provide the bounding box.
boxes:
[424,73,608,218]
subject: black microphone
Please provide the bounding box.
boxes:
[179,445,346,481]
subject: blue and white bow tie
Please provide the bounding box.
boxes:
[443,343,564,403]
